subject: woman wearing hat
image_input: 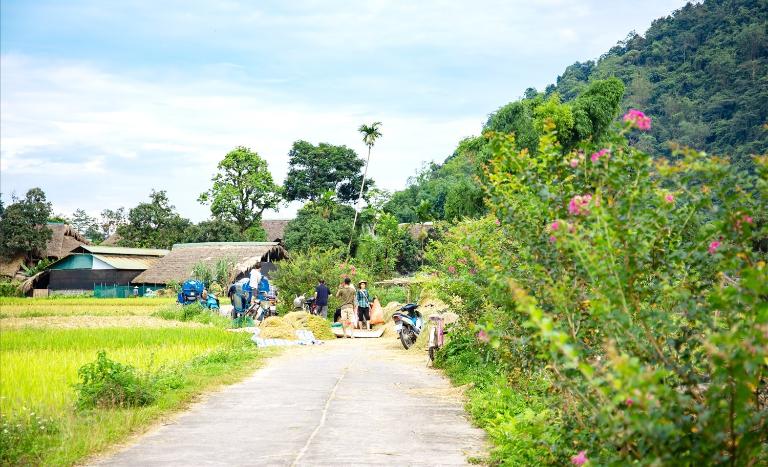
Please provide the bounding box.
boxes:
[355,280,371,330]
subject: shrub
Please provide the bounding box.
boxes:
[0,408,59,466]
[74,351,158,409]
[272,248,374,313]
[0,280,23,297]
[429,116,768,464]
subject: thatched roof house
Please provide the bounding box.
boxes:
[399,222,435,240]
[0,223,89,280]
[261,219,291,242]
[131,242,288,286]
[43,224,90,259]
[100,233,123,246]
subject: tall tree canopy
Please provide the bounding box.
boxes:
[117,190,192,249]
[198,146,282,233]
[282,140,374,203]
[282,198,357,252]
[0,188,53,258]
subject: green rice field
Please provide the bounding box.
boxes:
[0,296,268,466]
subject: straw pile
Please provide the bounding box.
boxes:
[259,316,297,339]
[266,312,335,340]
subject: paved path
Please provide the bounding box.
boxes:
[93,337,486,466]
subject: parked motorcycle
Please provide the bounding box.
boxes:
[392,303,423,349]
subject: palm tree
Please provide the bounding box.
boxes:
[347,121,382,257]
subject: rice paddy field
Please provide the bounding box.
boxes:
[0,296,269,466]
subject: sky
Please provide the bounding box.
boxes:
[1,0,690,222]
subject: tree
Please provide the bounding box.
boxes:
[282,140,373,203]
[0,188,53,258]
[117,190,192,249]
[348,122,382,256]
[198,147,282,233]
[71,209,105,242]
[99,208,126,239]
[283,201,356,252]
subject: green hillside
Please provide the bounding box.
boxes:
[387,0,767,222]
[550,0,767,169]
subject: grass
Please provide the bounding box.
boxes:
[0,297,173,318]
[434,332,565,465]
[0,297,274,466]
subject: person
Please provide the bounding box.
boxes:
[248,263,262,305]
[314,279,330,319]
[230,277,250,320]
[336,277,356,338]
[355,280,371,330]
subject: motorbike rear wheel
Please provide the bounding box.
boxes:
[400,328,415,349]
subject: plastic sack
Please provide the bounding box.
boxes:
[370,298,385,325]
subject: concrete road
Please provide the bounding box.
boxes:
[92,337,487,466]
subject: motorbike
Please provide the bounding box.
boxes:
[392,303,423,349]
[303,297,317,315]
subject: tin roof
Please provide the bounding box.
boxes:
[73,245,169,257]
[93,254,164,270]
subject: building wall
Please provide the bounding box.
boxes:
[48,269,144,291]
[50,254,93,270]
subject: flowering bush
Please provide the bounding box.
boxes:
[430,114,767,464]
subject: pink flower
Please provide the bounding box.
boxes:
[708,241,720,254]
[623,109,652,131]
[447,266,457,274]
[590,148,610,163]
[469,268,477,275]
[571,450,588,466]
[550,221,560,231]
[569,158,579,168]
[549,235,557,243]
[626,398,634,407]
[476,330,490,343]
[664,194,675,204]
[495,218,501,226]
[568,194,593,216]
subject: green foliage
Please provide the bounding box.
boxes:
[435,331,563,465]
[355,213,403,278]
[191,261,214,286]
[271,248,373,311]
[70,208,105,242]
[282,140,373,203]
[431,116,768,464]
[0,280,24,297]
[117,190,191,249]
[74,351,160,410]
[551,0,768,171]
[386,137,487,223]
[0,188,53,258]
[0,407,59,466]
[198,146,282,232]
[20,258,53,278]
[283,200,356,252]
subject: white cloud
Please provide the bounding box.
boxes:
[0,54,479,221]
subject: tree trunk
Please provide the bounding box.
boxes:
[347,145,372,258]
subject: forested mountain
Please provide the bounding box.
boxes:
[387,0,768,222]
[550,0,767,169]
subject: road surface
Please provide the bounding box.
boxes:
[92,336,487,466]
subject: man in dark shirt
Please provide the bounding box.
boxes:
[314,279,330,319]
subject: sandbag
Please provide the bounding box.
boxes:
[370,298,385,325]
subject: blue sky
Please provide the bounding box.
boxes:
[1,0,689,221]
